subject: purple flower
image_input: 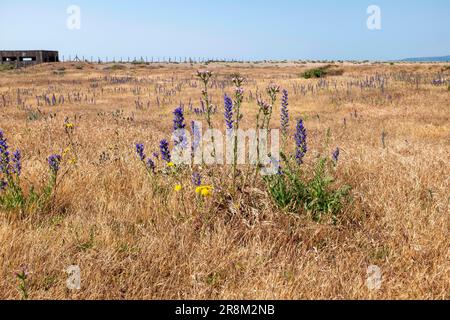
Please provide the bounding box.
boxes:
[224,94,234,130]
[135,143,146,162]
[173,107,188,149]
[197,70,212,83]
[146,158,155,173]
[235,87,244,96]
[332,147,340,163]
[0,130,11,174]
[192,172,201,186]
[257,98,271,115]
[294,119,307,164]
[191,121,201,153]
[267,83,281,98]
[48,154,62,174]
[280,89,289,137]
[173,106,186,131]
[159,139,171,163]
[12,150,21,176]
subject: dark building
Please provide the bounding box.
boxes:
[0,50,59,66]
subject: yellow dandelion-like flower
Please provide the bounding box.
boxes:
[65,123,74,129]
[167,162,175,168]
[195,186,214,197]
[174,184,182,192]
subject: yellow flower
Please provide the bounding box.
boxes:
[167,162,175,168]
[65,123,74,129]
[174,184,182,192]
[62,147,71,158]
[195,186,214,197]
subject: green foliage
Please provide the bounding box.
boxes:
[302,67,328,79]
[0,178,55,215]
[0,64,15,72]
[264,156,350,222]
[15,267,29,300]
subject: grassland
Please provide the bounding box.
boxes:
[0,61,449,299]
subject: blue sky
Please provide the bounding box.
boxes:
[1,0,449,60]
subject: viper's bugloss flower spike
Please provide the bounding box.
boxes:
[280,89,289,137]
[332,147,340,163]
[48,154,62,174]
[146,158,155,173]
[173,106,186,131]
[135,143,146,162]
[159,139,171,163]
[192,172,202,186]
[0,130,11,174]
[191,121,201,153]
[224,94,234,130]
[12,150,21,176]
[294,119,307,165]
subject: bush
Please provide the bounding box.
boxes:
[302,67,328,79]
[301,65,343,79]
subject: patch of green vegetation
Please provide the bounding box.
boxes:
[301,65,344,79]
[109,64,126,71]
[0,64,15,72]
[302,67,328,79]
[264,156,351,223]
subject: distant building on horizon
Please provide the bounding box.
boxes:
[0,50,59,66]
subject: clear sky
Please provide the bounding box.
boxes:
[1,0,449,61]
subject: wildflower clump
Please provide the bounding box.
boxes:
[264,116,350,223]
[1,129,69,215]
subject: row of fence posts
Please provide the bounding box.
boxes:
[60,55,247,64]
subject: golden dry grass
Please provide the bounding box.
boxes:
[0,61,449,300]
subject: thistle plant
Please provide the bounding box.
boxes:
[197,70,216,158]
[230,74,245,190]
[15,265,29,300]
[265,83,280,129]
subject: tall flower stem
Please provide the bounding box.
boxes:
[197,71,215,160]
[231,76,244,192]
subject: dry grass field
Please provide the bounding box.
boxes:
[0,61,448,300]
